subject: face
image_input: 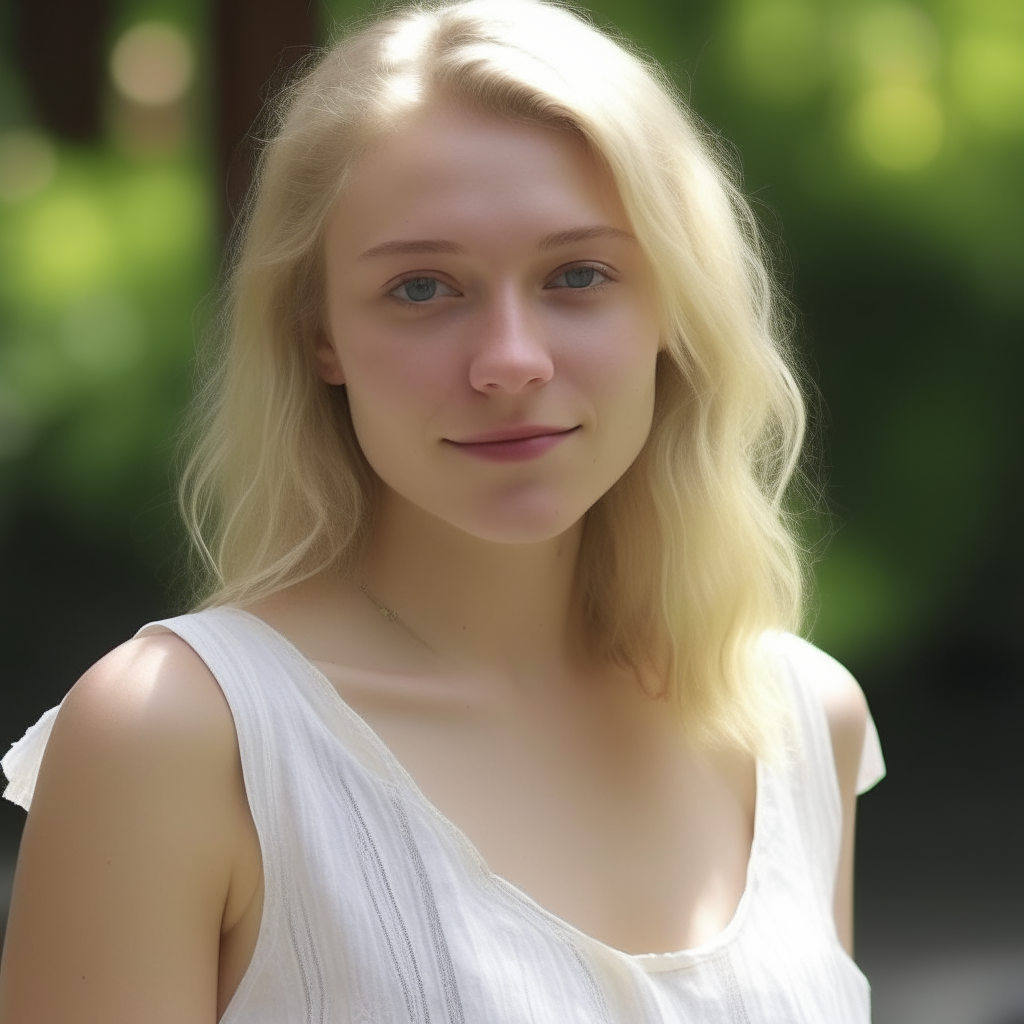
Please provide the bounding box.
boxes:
[317,103,661,545]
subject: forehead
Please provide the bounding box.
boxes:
[325,103,629,256]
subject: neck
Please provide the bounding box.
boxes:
[361,489,583,680]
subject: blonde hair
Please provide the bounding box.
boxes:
[181,0,807,755]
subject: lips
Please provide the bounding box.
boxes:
[443,424,580,462]
[447,424,577,444]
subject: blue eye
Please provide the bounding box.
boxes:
[399,277,437,302]
[548,266,608,290]
[564,267,595,288]
[388,277,459,303]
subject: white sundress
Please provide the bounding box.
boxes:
[3,608,885,1023]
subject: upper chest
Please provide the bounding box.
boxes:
[317,661,757,955]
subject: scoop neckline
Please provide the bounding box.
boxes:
[225,605,766,972]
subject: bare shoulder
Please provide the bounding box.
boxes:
[27,626,248,899]
[48,629,236,758]
[0,631,246,1022]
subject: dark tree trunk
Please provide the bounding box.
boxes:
[213,0,320,240]
[11,0,112,143]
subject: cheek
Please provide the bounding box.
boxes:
[328,310,459,459]
[569,307,660,418]
[571,310,661,485]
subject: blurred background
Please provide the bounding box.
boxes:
[0,0,1020,1019]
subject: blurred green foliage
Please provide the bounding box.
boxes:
[0,0,211,552]
[1,0,1021,668]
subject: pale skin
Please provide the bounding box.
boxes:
[0,104,868,1023]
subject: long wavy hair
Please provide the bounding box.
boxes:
[181,0,808,755]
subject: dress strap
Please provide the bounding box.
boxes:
[768,631,886,796]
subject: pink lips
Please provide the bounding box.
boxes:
[444,425,580,462]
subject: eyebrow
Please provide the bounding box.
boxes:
[356,225,636,261]
[357,238,466,260]
[536,225,637,251]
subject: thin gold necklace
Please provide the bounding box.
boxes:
[359,582,437,654]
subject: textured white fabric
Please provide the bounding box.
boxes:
[1,703,61,812]
[3,609,884,1022]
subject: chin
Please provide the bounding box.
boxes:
[460,518,582,547]
[448,487,589,546]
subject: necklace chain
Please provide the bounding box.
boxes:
[359,582,437,654]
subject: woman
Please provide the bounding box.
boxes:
[0,1,884,1021]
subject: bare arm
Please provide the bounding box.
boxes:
[0,634,249,1024]
[813,661,869,957]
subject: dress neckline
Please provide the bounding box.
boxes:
[226,606,766,973]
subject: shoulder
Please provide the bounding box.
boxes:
[765,632,867,727]
[764,632,868,795]
[50,629,235,763]
[1,634,251,1018]
[33,628,244,837]
[25,627,249,900]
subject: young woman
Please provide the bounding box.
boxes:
[0,1,884,1021]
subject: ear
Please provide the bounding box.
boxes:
[314,328,346,385]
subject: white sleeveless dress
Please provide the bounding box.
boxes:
[3,607,885,1023]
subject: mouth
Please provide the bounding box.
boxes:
[442,424,580,462]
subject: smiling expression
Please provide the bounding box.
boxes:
[317,103,662,544]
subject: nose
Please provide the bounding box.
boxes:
[468,289,554,394]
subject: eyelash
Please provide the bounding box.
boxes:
[387,277,460,304]
[545,263,612,291]
[385,262,615,305]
